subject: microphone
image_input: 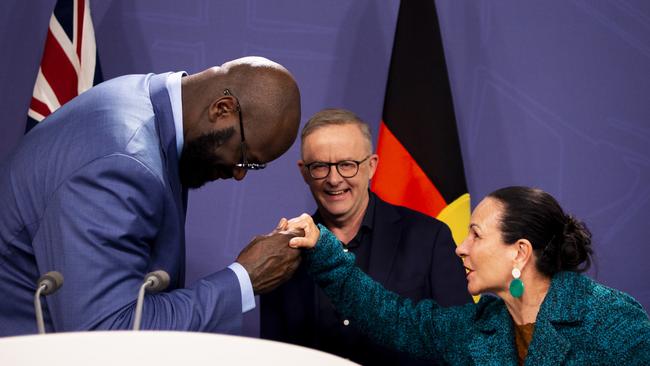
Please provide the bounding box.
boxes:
[34,271,64,334]
[133,270,170,331]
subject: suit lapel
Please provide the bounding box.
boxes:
[524,319,571,365]
[468,298,518,365]
[148,72,185,220]
[367,195,402,284]
[524,272,587,365]
[148,72,186,286]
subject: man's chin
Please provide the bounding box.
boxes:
[180,174,211,189]
[182,173,236,189]
[183,181,206,190]
[317,201,351,218]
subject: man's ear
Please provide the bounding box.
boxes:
[367,154,379,180]
[297,160,309,183]
[208,96,238,124]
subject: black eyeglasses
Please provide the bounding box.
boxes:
[304,156,371,179]
[223,89,266,170]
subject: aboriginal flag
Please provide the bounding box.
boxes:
[26,0,102,133]
[371,0,470,246]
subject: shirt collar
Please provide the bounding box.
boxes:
[165,71,187,158]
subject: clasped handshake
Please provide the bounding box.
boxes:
[235,214,321,294]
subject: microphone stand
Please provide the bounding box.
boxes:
[34,271,64,334]
[133,279,151,331]
[34,284,48,334]
[133,270,170,331]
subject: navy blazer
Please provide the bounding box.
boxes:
[0,73,241,335]
[261,193,471,365]
[307,227,650,365]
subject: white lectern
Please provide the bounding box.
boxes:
[0,331,358,365]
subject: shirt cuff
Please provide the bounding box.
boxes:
[227,262,256,313]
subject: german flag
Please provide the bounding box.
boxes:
[371,0,470,246]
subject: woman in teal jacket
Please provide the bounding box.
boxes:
[287,186,650,365]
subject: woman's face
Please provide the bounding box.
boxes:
[455,197,519,297]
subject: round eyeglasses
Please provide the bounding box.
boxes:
[304,156,371,179]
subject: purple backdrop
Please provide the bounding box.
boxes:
[1,0,648,337]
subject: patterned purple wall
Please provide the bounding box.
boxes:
[1,0,648,337]
[436,0,650,316]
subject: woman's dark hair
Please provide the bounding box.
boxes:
[488,186,593,277]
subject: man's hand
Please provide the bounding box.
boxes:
[287,213,320,249]
[236,219,303,294]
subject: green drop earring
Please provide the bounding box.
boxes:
[509,267,524,298]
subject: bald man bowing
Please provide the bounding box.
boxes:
[0,57,302,336]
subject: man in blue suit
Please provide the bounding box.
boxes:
[261,109,471,365]
[0,56,302,336]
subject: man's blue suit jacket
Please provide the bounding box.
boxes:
[0,73,242,336]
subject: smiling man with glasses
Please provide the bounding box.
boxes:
[261,108,472,365]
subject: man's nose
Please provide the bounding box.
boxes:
[325,166,344,184]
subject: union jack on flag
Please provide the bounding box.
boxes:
[26,0,102,133]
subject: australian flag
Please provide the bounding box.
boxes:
[26,0,102,133]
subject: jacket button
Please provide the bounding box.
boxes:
[343,319,350,326]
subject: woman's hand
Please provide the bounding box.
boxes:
[286,213,320,249]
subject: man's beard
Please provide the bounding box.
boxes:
[179,127,235,189]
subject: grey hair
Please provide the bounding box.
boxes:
[301,108,373,155]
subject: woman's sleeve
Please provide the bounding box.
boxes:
[305,225,472,361]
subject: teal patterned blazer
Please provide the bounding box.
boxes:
[306,226,650,365]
